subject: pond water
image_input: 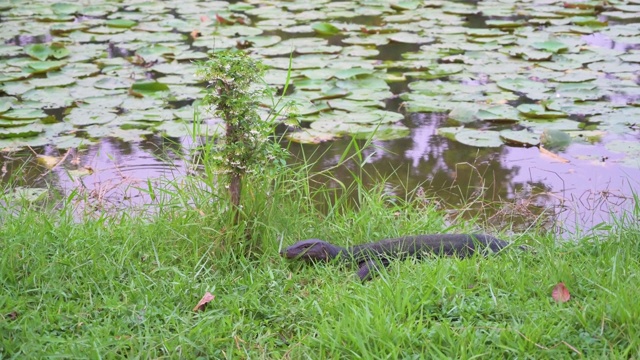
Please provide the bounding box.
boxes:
[1,0,639,236]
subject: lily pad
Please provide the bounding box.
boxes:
[454,129,503,148]
[23,60,67,74]
[130,81,170,96]
[499,130,541,147]
[552,71,598,83]
[517,104,566,118]
[606,140,640,169]
[531,40,569,53]
[106,19,137,28]
[0,123,44,139]
[311,23,341,36]
[0,97,16,113]
[0,108,48,120]
[540,128,572,149]
[25,44,52,61]
[287,129,337,144]
[5,187,48,203]
[476,105,520,122]
[448,104,477,123]
[64,107,117,126]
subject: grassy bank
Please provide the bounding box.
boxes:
[1,165,639,359]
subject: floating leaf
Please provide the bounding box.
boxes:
[106,19,137,28]
[0,124,44,139]
[531,40,568,53]
[52,2,80,15]
[606,140,640,169]
[24,44,51,61]
[0,97,15,113]
[334,68,375,79]
[448,104,477,123]
[499,130,540,147]
[64,107,117,126]
[620,54,640,63]
[287,129,337,144]
[455,129,503,148]
[553,70,597,83]
[311,23,342,36]
[476,105,520,122]
[390,0,420,10]
[0,108,47,120]
[6,187,48,203]
[23,61,67,74]
[130,81,170,96]
[541,129,571,149]
[466,29,507,37]
[389,32,434,44]
[517,104,565,119]
[350,124,410,141]
[94,77,132,90]
[437,126,464,141]
[49,43,70,59]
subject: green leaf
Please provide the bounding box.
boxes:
[311,23,342,36]
[0,97,16,113]
[455,129,503,147]
[531,40,568,53]
[541,129,571,149]
[64,107,117,126]
[94,77,131,90]
[49,43,70,59]
[500,130,541,147]
[448,104,477,123]
[476,105,520,122]
[25,44,51,61]
[0,108,48,120]
[0,123,44,139]
[606,140,640,169]
[517,104,566,118]
[105,19,138,28]
[23,61,67,74]
[131,81,170,96]
[6,187,48,203]
[287,129,337,144]
[334,68,375,79]
[390,1,420,10]
[51,2,80,15]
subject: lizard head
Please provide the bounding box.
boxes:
[280,239,342,262]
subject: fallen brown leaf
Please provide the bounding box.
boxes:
[552,282,571,303]
[215,14,234,25]
[190,30,201,39]
[6,311,18,321]
[539,146,570,163]
[193,292,215,312]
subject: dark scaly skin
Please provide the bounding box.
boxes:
[281,234,516,281]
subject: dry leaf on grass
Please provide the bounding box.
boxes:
[193,292,215,312]
[552,282,571,303]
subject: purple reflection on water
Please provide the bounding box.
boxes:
[582,33,640,52]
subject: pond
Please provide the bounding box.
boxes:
[1,0,639,235]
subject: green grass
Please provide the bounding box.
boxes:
[1,162,639,359]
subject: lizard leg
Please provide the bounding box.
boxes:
[357,258,390,281]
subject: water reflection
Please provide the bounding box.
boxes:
[2,0,639,237]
